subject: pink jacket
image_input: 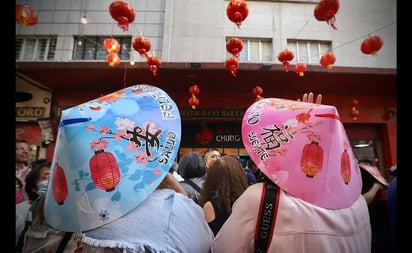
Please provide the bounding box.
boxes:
[212,183,371,253]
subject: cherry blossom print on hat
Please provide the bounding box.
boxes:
[44,84,181,232]
[242,98,362,209]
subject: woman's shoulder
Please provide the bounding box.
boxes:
[232,183,264,207]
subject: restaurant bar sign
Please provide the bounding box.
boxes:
[181,122,243,148]
[16,73,52,122]
[180,108,246,120]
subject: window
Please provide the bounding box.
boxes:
[287,40,332,64]
[16,37,57,61]
[73,36,131,60]
[226,38,273,63]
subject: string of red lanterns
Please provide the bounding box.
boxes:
[103,38,121,67]
[350,99,360,120]
[225,38,243,76]
[188,85,200,109]
[225,0,249,76]
[73,0,384,81]
[131,36,161,76]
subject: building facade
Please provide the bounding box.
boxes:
[16,0,397,177]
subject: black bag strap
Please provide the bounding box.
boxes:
[56,232,73,253]
[183,179,201,193]
[254,180,279,253]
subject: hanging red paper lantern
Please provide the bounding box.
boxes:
[106,53,121,67]
[301,140,323,178]
[103,38,121,54]
[52,163,68,205]
[109,0,135,32]
[226,0,249,28]
[16,4,38,27]
[188,85,200,109]
[132,36,151,58]
[294,62,307,77]
[277,48,295,72]
[351,99,360,120]
[89,150,121,192]
[189,84,200,96]
[314,0,340,30]
[340,144,351,184]
[146,55,161,76]
[253,86,264,101]
[226,38,243,58]
[320,52,336,69]
[361,35,383,56]
[225,57,240,77]
[188,95,200,110]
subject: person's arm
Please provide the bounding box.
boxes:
[362,182,384,205]
[203,201,216,223]
[158,172,189,197]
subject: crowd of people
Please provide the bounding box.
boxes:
[15,89,397,253]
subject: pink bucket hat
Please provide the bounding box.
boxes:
[242,98,362,209]
[44,84,181,232]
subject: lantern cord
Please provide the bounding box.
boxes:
[332,21,396,52]
[292,15,315,39]
[123,62,128,88]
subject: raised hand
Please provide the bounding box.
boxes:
[298,92,322,104]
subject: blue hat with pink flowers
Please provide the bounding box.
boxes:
[44,84,181,232]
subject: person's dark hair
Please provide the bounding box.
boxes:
[16,139,29,145]
[358,158,375,166]
[25,161,51,201]
[178,152,207,179]
[31,159,48,169]
[247,159,255,168]
[25,168,41,201]
[198,156,248,213]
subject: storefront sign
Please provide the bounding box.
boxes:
[16,106,47,118]
[180,108,246,119]
[16,73,52,122]
[181,122,243,148]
